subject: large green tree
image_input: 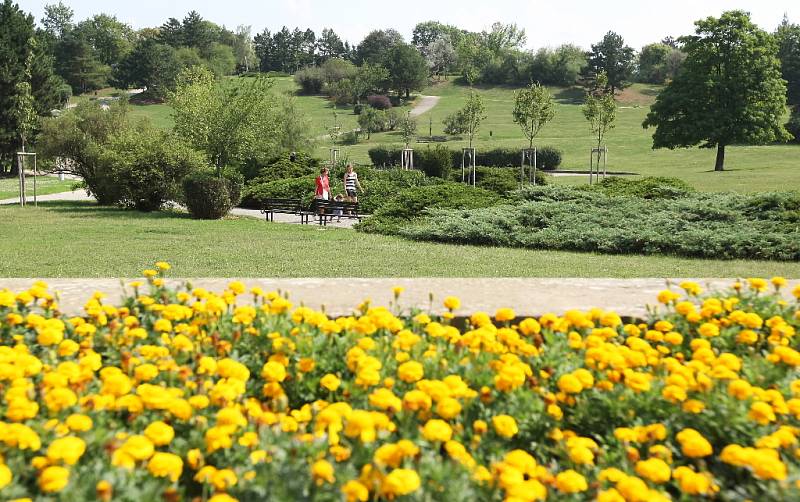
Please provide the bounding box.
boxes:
[55,32,110,93]
[169,66,282,169]
[74,14,134,67]
[385,43,428,98]
[0,0,67,173]
[776,15,800,106]
[637,43,672,84]
[355,29,403,65]
[112,39,182,99]
[583,31,635,94]
[643,11,791,171]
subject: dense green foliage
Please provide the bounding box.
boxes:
[357,182,502,235]
[0,0,68,172]
[399,185,800,261]
[643,11,791,171]
[368,146,562,171]
[582,31,636,93]
[97,122,205,211]
[182,169,243,219]
[581,176,695,199]
[776,16,800,107]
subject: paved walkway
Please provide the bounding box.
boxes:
[0,190,357,229]
[1,278,796,318]
[409,96,440,117]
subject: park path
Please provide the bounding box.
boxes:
[0,189,357,229]
[409,95,440,117]
[0,277,796,318]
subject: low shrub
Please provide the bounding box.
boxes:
[97,124,205,211]
[583,176,695,199]
[474,167,546,195]
[368,146,401,167]
[182,169,243,219]
[367,94,392,110]
[357,182,502,234]
[417,145,452,179]
[536,146,562,170]
[294,67,324,95]
[400,186,800,260]
[385,109,400,131]
[353,103,365,115]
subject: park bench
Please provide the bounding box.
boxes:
[260,198,309,224]
[310,199,362,226]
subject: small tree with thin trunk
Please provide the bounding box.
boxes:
[461,91,486,149]
[583,72,616,166]
[512,83,555,149]
[400,114,417,147]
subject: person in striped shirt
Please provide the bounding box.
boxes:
[343,163,363,202]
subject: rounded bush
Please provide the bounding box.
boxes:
[183,171,241,219]
[536,146,563,170]
[367,94,392,110]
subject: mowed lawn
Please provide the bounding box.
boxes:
[0,176,75,201]
[1,201,799,278]
[122,76,800,193]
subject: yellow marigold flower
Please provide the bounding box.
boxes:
[392,286,404,298]
[298,358,316,373]
[144,421,175,446]
[121,435,155,461]
[342,479,369,502]
[676,429,712,458]
[261,361,287,383]
[728,379,753,400]
[397,361,424,383]
[443,296,461,311]
[657,290,680,304]
[155,261,171,271]
[312,459,335,485]
[148,452,184,482]
[95,480,112,501]
[39,465,70,493]
[747,278,768,292]
[0,464,12,490]
[616,475,650,501]
[672,466,716,495]
[635,458,671,483]
[436,397,462,420]
[382,468,421,497]
[495,308,516,322]
[597,488,626,502]
[422,419,452,442]
[492,415,519,438]
[547,404,563,420]
[557,374,583,394]
[555,469,587,493]
[208,494,238,502]
[748,401,776,425]
[212,468,237,490]
[321,374,341,392]
[46,436,86,466]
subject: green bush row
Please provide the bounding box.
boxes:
[397,186,800,261]
[368,146,563,171]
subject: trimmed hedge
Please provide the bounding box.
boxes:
[582,176,695,199]
[398,186,800,261]
[368,146,563,171]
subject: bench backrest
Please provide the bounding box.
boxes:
[263,198,302,210]
[312,200,359,213]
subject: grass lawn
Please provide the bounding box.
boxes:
[0,176,76,201]
[1,201,798,278]
[125,76,800,193]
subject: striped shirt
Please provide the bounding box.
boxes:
[345,172,358,191]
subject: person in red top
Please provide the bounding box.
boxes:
[315,167,330,200]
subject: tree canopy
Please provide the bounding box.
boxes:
[583,31,635,94]
[513,83,556,149]
[643,10,791,171]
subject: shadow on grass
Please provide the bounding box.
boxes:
[37,201,193,220]
[553,87,585,105]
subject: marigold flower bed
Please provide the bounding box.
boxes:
[0,267,799,501]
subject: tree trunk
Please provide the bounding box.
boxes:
[714,144,725,171]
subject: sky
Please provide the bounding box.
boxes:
[18,0,796,49]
